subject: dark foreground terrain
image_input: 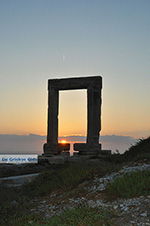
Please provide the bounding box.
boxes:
[0,137,150,226]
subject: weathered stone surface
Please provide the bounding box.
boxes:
[100,150,111,155]
[43,76,102,156]
[39,155,69,164]
[74,143,101,155]
[48,76,102,90]
[43,143,70,156]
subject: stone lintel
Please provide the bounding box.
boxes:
[48,76,102,91]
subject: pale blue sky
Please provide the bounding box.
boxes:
[0,0,150,138]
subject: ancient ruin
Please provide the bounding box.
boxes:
[43,76,102,156]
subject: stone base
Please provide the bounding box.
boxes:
[38,155,69,164]
[39,149,112,164]
[43,143,70,156]
[74,143,101,156]
[60,152,70,157]
[99,150,111,155]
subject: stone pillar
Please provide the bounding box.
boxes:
[87,87,101,144]
[47,87,59,144]
[44,86,70,156]
[74,84,102,155]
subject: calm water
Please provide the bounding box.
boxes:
[0,136,136,155]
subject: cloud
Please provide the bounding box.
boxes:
[0,134,46,155]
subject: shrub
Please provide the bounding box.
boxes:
[21,161,121,198]
[21,163,92,197]
[47,207,113,226]
[109,137,150,163]
[7,207,114,226]
[106,170,150,199]
[123,137,150,161]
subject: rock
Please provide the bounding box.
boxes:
[11,200,18,206]
[130,220,136,224]
[140,212,147,217]
[28,163,150,226]
[122,207,128,212]
[113,205,118,209]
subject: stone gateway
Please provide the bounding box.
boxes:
[43,76,102,156]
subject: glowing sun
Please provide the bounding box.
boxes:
[59,139,67,144]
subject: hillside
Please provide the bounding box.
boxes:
[0,137,150,226]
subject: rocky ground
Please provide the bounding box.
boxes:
[29,163,150,226]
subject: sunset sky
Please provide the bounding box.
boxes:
[0,0,150,139]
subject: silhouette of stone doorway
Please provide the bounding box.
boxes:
[43,76,102,156]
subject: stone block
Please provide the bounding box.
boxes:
[74,143,101,155]
[43,143,70,156]
[39,155,68,164]
[100,150,111,155]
